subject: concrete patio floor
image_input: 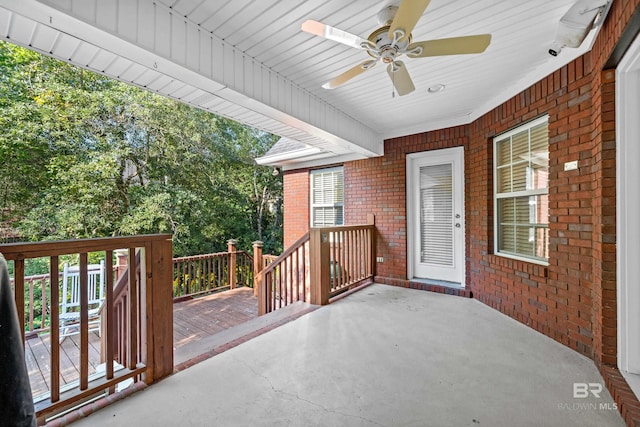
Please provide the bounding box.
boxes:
[73,284,624,426]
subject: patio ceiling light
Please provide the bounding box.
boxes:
[427,84,446,93]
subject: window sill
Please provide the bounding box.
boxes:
[487,253,549,278]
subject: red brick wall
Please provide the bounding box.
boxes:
[283,169,309,248]
[469,57,595,356]
[345,129,467,280]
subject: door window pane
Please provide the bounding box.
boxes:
[420,163,453,266]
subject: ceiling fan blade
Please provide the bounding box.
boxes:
[387,61,415,96]
[407,34,492,57]
[388,0,431,42]
[302,20,369,50]
[323,60,377,89]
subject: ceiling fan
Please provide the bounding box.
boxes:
[302,0,492,96]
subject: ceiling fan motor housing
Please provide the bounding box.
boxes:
[366,26,411,63]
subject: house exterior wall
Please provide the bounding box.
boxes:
[282,2,640,421]
[283,168,310,248]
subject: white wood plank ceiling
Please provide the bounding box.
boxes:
[0,0,602,168]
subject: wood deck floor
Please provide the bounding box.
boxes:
[25,331,103,399]
[173,287,258,352]
[25,286,258,400]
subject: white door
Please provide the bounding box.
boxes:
[407,147,465,284]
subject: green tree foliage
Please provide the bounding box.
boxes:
[0,41,282,256]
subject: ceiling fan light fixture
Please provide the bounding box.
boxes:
[427,84,446,93]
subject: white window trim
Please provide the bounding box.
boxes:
[310,166,344,228]
[617,33,640,385]
[493,115,549,266]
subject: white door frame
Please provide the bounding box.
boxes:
[406,146,465,285]
[617,33,640,374]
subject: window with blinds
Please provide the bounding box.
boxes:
[494,116,549,263]
[310,167,344,227]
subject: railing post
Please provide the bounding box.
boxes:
[145,237,174,384]
[368,214,376,278]
[252,241,263,298]
[309,229,330,306]
[227,239,237,290]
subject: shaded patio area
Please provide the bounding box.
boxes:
[73,284,624,426]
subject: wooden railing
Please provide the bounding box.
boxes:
[256,233,310,315]
[325,224,376,297]
[263,254,278,269]
[100,250,141,369]
[256,215,375,315]
[0,235,173,425]
[17,273,54,335]
[15,242,254,337]
[172,244,254,301]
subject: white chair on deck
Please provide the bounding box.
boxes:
[59,260,105,339]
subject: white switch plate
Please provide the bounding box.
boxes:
[376,257,384,262]
[564,160,578,171]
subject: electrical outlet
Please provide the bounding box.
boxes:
[376,257,384,262]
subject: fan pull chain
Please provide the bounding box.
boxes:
[392,63,396,98]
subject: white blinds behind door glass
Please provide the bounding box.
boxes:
[420,164,453,266]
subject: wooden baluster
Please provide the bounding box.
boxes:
[127,248,138,374]
[341,230,346,288]
[79,253,89,390]
[205,256,211,291]
[41,277,47,333]
[286,256,291,306]
[105,250,114,387]
[302,243,307,302]
[356,229,360,281]
[50,256,60,403]
[294,248,299,301]
[369,214,376,279]
[28,279,34,332]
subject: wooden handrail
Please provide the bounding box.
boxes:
[0,234,170,260]
[261,232,310,277]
